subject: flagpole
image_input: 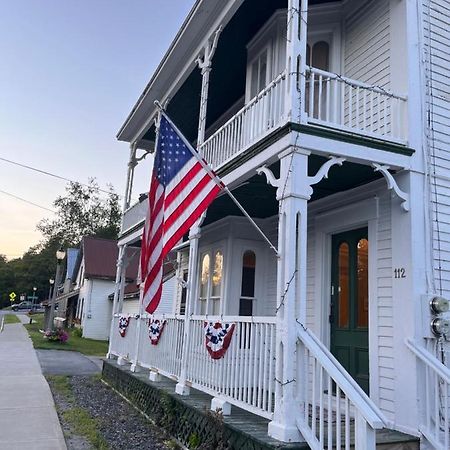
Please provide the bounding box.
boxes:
[154,101,280,258]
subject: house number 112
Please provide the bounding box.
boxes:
[394,268,406,279]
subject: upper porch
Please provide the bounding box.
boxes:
[117,0,413,180]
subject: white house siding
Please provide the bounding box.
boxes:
[376,192,395,420]
[122,299,139,315]
[422,0,450,298]
[82,279,114,341]
[344,0,391,88]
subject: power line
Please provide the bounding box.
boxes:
[0,156,122,198]
[0,189,55,213]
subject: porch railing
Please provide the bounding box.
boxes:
[199,72,286,170]
[109,315,137,362]
[137,315,184,380]
[406,339,450,450]
[305,66,408,144]
[297,326,386,450]
[186,316,276,418]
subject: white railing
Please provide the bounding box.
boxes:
[137,315,184,380]
[186,315,276,418]
[305,66,408,144]
[297,326,386,450]
[109,315,138,361]
[121,200,147,234]
[200,72,287,170]
[407,339,450,450]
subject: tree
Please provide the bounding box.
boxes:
[37,179,121,248]
[0,180,121,309]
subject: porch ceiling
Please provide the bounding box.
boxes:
[204,155,382,225]
[140,0,338,145]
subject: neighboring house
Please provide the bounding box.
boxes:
[73,236,139,340]
[108,1,450,449]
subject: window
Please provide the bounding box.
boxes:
[249,49,269,99]
[239,251,256,316]
[198,250,223,315]
[179,270,188,315]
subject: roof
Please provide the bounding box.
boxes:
[75,236,140,281]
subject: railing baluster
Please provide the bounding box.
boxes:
[325,77,331,122]
[333,78,338,124]
[345,397,350,450]
[318,75,323,121]
[328,374,333,450]
[336,386,341,450]
[310,72,315,119]
[312,359,317,439]
[319,366,324,446]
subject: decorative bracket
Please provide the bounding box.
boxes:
[256,165,281,190]
[372,163,410,212]
[307,157,346,187]
[257,156,345,200]
[196,25,223,72]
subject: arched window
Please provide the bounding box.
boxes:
[239,251,256,316]
[198,250,223,315]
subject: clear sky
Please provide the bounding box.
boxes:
[0,0,195,259]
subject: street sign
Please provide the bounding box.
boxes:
[9,292,16,301]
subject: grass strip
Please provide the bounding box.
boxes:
[4,314,20,324]
[48,376,109,450]
[24,313,108,356]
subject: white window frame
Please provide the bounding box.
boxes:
[197,247,225,316]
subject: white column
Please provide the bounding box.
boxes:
[268,146,310,443]
[175,222,203,395]
[285,0,308,123]
[107,244,128,359]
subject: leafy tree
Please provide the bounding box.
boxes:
[0,179,121,309]
[37,179,121,248]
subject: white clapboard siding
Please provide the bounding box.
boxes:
[376,193,395,420]
[344,0,391,88]
[423,0,450,313]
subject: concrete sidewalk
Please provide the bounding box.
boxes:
[0,321,66,449]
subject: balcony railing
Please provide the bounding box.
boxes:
[200,71,287,170]
[121,199,147,235]
[305,66,408,144]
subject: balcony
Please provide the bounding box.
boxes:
[199,70,408,172]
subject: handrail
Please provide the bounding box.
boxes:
[307,66,407,101]
[298,325,386,429]
[190,314,276,324]
[406,338,450,384]
[199,71,286,153]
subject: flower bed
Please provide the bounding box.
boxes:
[44,329,69,343]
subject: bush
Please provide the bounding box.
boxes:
[72,327,83,338]
[44,329,69,343]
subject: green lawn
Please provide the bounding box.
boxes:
[24,313,109,356]
[3,314,20,324]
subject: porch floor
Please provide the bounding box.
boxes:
[102,359,419,449]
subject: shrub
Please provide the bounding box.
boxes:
[72,327,83,338]
[44,329,69,343]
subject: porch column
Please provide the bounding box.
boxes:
[175,221,203,395]
[107,243,127,359]
[268,146,310,443]
[123,143,138,211]
[285,0,308,124]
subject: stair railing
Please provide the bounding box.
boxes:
[297,325,386,449]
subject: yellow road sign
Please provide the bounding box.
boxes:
[9,292,16,300]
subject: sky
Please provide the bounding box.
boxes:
[0,0,195,259]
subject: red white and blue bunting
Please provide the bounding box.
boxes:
[148,319,166,345]
[204,321,235,359]
[118,315,131,337]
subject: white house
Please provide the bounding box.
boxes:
[73,236,140,340]
[108,0,450,448]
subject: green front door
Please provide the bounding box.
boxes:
[330,228,369,394]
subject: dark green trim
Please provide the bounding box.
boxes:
[292,123,415,156]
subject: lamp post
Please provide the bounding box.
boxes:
[48,279,55,302]
[32,287,37,309]
[47,248,66,331]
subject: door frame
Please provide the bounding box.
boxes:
[313,197,379,401]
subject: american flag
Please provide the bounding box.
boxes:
[140,113,222,314]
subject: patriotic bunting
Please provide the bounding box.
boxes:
[204,321,235,359]
[148,318,166,345]
[118,315,131,337]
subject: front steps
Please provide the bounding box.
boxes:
[102,359,420,449]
